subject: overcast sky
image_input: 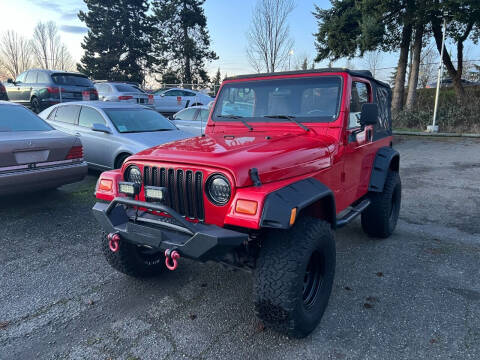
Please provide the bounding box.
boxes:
[1,0,479,82]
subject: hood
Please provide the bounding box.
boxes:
[120,130,193,149]
[129,131,336,187]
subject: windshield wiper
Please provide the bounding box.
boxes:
[217,115,253,131]
[263,115,309,132]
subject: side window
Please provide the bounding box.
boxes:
[78,106,106,128]
[198,109,210,121]
[25,71,37,84]
[182,91,196,97]
[15,72,27,83]
[165,90,183,97]
[54,105,80,125]
[349,81,370,129]
[37,72,50,84]
[174,108,197,120]
[47,107,57,120]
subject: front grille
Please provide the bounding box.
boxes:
[143,166,204,220]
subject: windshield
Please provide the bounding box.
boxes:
[52,74,93,87]
[213,76,342,123]
[104,108,177,133]
[0,105,53,132]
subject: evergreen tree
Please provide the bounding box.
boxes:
[151,0,217,85]
[211,67,222,95]
[78,0,154,84]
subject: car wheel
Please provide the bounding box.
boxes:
[101,232,166,278]
[254,217,335,338]
[114,153,131,169]
[31,97,41,113]
[361,170,401,238]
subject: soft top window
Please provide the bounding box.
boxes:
[213,76,342,123]
[0,105,53,132]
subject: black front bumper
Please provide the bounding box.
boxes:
[92,197,248,261]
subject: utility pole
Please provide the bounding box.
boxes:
[429,16,447,133]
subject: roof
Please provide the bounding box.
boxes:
[224,68,390,88]
[0,101,20,106]
[23,69,88,76]
[51,101,152,109]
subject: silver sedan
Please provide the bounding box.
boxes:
[38,101,193,170]
[94,82,154,109]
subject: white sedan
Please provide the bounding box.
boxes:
[152,88,213,115]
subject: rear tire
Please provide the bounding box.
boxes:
[361,170,401,238]
[101,232,166,278]
[31,97,41,113]
[114,153,131,169]
[254,217,335,338]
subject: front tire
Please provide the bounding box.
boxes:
[361,170,401,238]
[101,233,166,278]
[31,97,41,113]
[254,217,335,338]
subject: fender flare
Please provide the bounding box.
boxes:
[368,147,400,192]
[260,178,336,229]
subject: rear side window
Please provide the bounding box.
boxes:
[78,107,106,128]
[174,108,197,120]
[182,90,196,97]
[0,105,53,131]
[52,74,93,87]
[55,105,80,124]
[25,71,37,83]
[198,109,210,121]
[37,72,51,83]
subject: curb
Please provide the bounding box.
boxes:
[393,130,480,138]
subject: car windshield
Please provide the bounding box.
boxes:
[114,84,141,93]
[213,76,342,123]
[104,108,177,133]
[0,106,53,132]
[52,74,93,87]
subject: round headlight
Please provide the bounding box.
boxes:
[206,174,231,206]
[124,165,142,185]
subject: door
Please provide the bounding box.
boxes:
[342,79,376,205]
[172,107,199,134]
[21,71,37,104]
[163,89,188,112]
[51,105,81,135]
[6,72,27,102]
[76,106,114,167]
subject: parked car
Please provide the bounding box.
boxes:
[4,69,98,113]
[152,87,213,115]
[0,101,87,195]
[171,105,210,135]
[39,102,192,170]
[0,82,7,101]
[94,82,154,109]
[93,68,400,338]
[426,78,475,88]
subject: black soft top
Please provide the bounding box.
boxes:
[225,68,390,89]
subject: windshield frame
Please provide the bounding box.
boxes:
[103,108,177,134]
[212,75,344,124]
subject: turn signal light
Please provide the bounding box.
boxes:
[289,208,297,226]
[98,179,113,192]
[235,199,258,215]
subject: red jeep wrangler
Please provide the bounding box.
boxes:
[93,69,401,338]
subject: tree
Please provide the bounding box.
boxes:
[151,0,217,85]
[362,50,383,77]
[418,44,437,88]
[78,0,154,84]
[0,30,32,79]
[430,0,480,103]
[246,0,295,73]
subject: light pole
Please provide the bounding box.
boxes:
[288,49,294,70]
[428,16,447,133]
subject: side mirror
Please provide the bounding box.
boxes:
[7,78,14,84]
[91,123,112,134]
[359,103,378,127]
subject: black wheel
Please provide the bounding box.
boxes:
[114,153,131,169]
[361,170,401,238]
[31,97,41,113]
[254,217,335,338]
[101,232,166,277]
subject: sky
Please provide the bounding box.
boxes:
[1,0,479,83]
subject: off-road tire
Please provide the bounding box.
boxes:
[254,217,335,338]
[101,232,166,277]
[31,97,41,113]
[361,170,401,238]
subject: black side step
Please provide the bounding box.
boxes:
[336,199,371,228]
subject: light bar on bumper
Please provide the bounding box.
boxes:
[118,181,140,196]
[145,186,167,201]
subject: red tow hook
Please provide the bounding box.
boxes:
[107,233,120,253]
[165,249,180,271]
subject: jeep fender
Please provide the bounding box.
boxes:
[368,147,400,192]
[260,178,336,229]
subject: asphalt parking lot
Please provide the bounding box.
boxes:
[1,136,479,360]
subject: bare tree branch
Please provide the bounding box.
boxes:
[246,0,295,73]
[0,30,32,79]
[31,21,73,70]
